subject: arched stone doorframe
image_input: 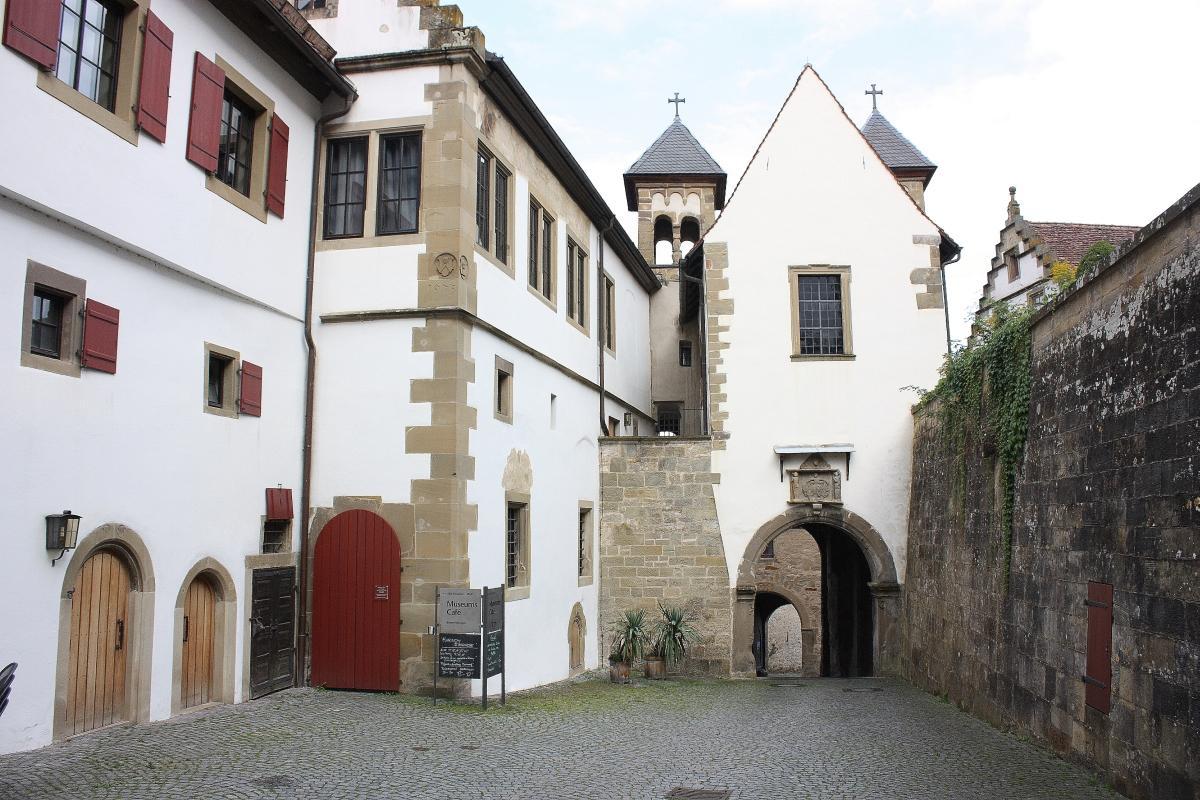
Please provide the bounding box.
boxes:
[731,507,901,678]
[52,523,156,740]
[170,558,237,716]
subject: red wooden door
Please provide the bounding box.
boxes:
[311,510,401,691]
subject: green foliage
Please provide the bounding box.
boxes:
[652,603,701,668]
[920,304,1034,582]
[1077,240,1116,277]
[610,609,651,664]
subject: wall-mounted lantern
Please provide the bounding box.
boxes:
[46,510,81,566]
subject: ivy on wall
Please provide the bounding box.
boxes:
[916,305,1034,582]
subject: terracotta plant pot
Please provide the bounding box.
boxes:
[609,659,630,683]
[643,656,666,680]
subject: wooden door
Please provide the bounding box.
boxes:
[569,614,584,672]
[65,549,131,736]
[311,510,400,691]
[249,567,294,699]
[180,575,216,709]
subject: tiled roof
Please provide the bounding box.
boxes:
[861,109,934,171]
[625,118,725,177]
[1027,222,1141,266]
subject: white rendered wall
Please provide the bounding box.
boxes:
[988,250,1042,304]
[708,69,950,583]
[0,199,307,753]
[305,2,427,59]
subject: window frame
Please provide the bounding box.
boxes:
[204,56,274,223]
[203,342,240,419]
[679,340,693,367]
[526,196,557,308]
[35,0,143,144]
[20,261,86,377]
[375,131,422,236]
[566,236,589,335]
[216,88,256,197]
[788,265,855,361]
[472,140,514,274]
[602,272,616,355]
[494,355,514,424]
[504,492,531,601]
[577,502,594,586]
[476,145,491,250]
[55,0,124,113]
[322,134,369,239]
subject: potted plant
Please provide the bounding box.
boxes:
[609,609,650,683]
[652,603,701,677]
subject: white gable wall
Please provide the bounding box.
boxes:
[708,69,948,581]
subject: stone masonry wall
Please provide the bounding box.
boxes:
[901,184,1200,800]
[756,529,823,676]
[598,437,732,675]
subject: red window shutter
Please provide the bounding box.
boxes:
[3,0,62,70]
[266,113,289,218]
[185,52,225,172]
[239,360,263,417]
[80,299,119,374]
[135,11,174,143]
[265,488,294,521]
[1084,581,1113,713]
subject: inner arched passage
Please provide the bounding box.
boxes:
[733,508,900,679]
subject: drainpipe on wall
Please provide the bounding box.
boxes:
[598,218,615,436]
[939,248,960,357]
[297,91,356,687]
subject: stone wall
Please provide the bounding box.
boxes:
[598,437,731,675]
[901,184,1200,800]
[756,528,823,676]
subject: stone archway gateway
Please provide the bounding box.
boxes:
[732,507,900,678]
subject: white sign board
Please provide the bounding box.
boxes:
[436,588,482,634]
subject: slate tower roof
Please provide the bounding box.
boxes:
[861,109,937,185]
[624,117,727,211]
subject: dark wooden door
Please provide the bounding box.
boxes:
[65,550,131,735]
[181,575,216,709]
[311,510,401,691]
[249,567,294,700]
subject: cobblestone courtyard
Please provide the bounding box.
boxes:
[0,677,1119,800]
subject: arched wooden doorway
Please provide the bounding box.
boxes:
[311,510,401,691]
[64,548,133,736]
[180,574,217,709]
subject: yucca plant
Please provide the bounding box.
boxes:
[610,609,651,665]
[653,603,701,670]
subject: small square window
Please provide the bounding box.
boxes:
[21,262,85,377]
[204,343,240,418]
[656,403,681,436]
[208,352,231,407]
[495,356,514,424]
[679,340,693,367]
[262,519,291,554]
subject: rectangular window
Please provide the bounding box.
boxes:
[207,351,231,408]
[1005,251,1019,282]
[217,90,256,196]
[55,0,123,112]
[505,500,528,591]
[679,340,693,367]
[790,266,853,358]
[566,241,576,315]
[549,393,557,430]
[323,137,367,238]
[203,343,240,418]
[566,239,587,327]
[578,509,589,577]
[476,147,491,249]
[528,200,540,288]
[541,213,553,301]
[376,132,421,235]
[262,519,290,554]
[494,163,509,264]
[30,288,66,358]
[575,250,586,325]
[657,403,681,435]
[495,355,513,424]
[603,274,616,352]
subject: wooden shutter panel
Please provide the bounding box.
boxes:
[3,0,61,70]
[265,488,293,521]
[1084,581,1113,713]
[266,114,289,218]
[239,361,262,417]
[135,11,174,143]
[80,300,119,374]
[186,52,225,172]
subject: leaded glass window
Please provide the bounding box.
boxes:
[494,164,509,263]
[798,275,844,355]
[476,148,491,249]
[323,137,367,238]
[377,132,421,235]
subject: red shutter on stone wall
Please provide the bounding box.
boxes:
[185,52,225,172]
[239,360,262,417]
[266,113,289,218]
[135,11,174,143]
[80,299,119,374]
[3,0,62,70]
[1084,581,1113,713]
[265,488,293,521]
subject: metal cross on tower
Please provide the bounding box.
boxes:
[668,92,686,118]
[865,83,883,111]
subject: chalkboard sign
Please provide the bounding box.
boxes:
[485,589,504,633]
[485,629,503,677]
[438,633,481,679]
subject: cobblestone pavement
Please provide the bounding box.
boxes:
[0,676,1120,800]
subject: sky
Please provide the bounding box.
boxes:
[457,0,1200,345]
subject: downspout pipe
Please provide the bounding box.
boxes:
[297,90,356,686]
[939,247,961,357]
[598,218,615,435]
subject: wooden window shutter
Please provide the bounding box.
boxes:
[135,11,174,143]
[185,52,225,172]
[266,113,289,218]
[1083,581,1113,713]
[239,360,262,417]
[80,299,119,374]
[3,0,62,70]
[265,488,293,521]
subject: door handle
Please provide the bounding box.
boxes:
[115,619,125,651]
[183,615,189,643]
[251,616,265,634]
